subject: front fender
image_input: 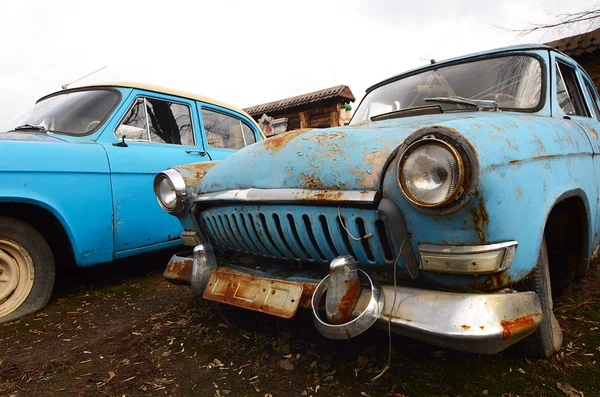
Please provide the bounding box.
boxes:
[381,114,595,291]
[0,141,113,266]
[169,161,220,230]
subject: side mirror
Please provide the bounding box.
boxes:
[112,135,128,147]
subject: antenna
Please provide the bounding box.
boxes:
[61,65,108,90]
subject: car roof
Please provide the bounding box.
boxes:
[366,44,557,93]
[37,81,257,123]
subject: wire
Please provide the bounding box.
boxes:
[371,233,412,382]
[338,205,373,241]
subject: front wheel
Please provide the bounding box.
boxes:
[0,217,55,324]
[514,238,563,358]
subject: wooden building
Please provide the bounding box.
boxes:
[546,28,600,90]
[243,85,355,136]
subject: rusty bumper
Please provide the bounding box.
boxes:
[351,286,542,354]
[164,251,542,354]
[163,251,194,285]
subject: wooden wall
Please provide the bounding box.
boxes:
[251,100,343,132]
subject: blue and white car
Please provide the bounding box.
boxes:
[0,82,263,324]
[159,45,600,358]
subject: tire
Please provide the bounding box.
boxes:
[0,217,55,324]
[514,238,563,358]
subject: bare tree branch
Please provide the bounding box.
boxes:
[497,6,600,37]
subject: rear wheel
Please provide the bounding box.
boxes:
[0,217,55,324]
[514,238,563,358]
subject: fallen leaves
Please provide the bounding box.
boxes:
[557,382,584,397]
[96,371,115,387]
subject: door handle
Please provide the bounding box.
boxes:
[185,150,207,156]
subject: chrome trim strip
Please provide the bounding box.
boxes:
[418,241,518,255]
[194,188,377,203]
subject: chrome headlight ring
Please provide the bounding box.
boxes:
[397,134,470,208]
[154,168,187,215]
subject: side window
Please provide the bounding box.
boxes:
[556,61,589,117]
[201,108,257,150]
[115,97,194,145]
[584,79,600,119]
[116,98,148,141]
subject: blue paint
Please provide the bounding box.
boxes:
[185,47,600,292]
[0,84,262,267]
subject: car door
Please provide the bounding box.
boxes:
[100,90,208,257]
[198,103,260,161]
[551,52,600,249]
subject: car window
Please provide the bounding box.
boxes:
[556,61,589,117]
[115,97,195,145]
[583,79,600,119]
[201,108,257,150]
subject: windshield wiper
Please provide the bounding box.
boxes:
[371,104,443,122]
[424,96,498,111]
[13,124,48,133]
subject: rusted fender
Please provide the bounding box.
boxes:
[174,161,220,196]
[380,114,595,292]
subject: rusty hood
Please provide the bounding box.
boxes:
[198,113,485,193]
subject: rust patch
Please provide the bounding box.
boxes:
[464,138,478,159]
[470,200,488,245]
[591,129,598,139]
[203,270,303,319]
[299,173,324,189]
[328,279,361,325]
[500,313,541,339]
[349,150,388,189]
[177,162,219,190]
[516,188,522,198]
[306,132,347,145]
[461,325,471,330]
[533,136,546,153]
[479,326,485,330]
[506,139,518,150]
[292,190,345,201]
[262,129,310,152]
[470,270,513,291]
[297,281,318,309]
[509,154,560,164]
[163,257,193,285]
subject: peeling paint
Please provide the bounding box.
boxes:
[349,150,389,189]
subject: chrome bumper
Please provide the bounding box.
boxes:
[353,286,542,354]
[164,247,542,354]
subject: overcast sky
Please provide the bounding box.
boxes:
[0,0,598,126]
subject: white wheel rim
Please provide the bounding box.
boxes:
[0,239,35,317]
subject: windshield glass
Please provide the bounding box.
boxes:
[8,89,120,135]
[351,55,543,124]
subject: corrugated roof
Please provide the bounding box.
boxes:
[243,85,355,117]
[545,28,600,56]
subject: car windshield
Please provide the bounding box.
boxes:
[351,55,543,124]
[7,89,120,135]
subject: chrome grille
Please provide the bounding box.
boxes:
[199,205,396,266]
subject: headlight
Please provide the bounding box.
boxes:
[398,137,465,207]
[154,169,187,214]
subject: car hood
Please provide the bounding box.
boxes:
[197,112,525,193]
[0,131,67,143]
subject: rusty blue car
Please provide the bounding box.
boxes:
[0,83,263,324]
[158,44,600,358]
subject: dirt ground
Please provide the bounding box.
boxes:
[1,249,599,397]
